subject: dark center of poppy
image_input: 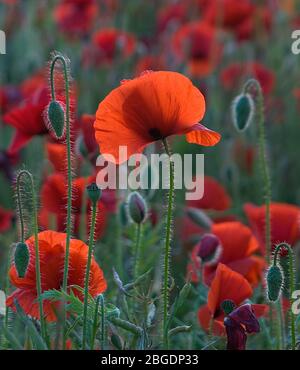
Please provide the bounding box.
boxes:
[148,128,163,140]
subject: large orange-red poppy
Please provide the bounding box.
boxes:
[198,264,267,335]
[244,202,300,255]
[94,71,221,164]
[7,230,107,321]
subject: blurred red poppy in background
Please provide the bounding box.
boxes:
[244,202,300,255]
[7,230,107,321]
[220,62,275,95]
[0,206,13,233]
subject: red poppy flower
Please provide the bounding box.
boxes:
[94,71,221,164]
[79,114,99,160]
[203,222,265,287]
[204,0,253,30]
[0,206,13,233]
[233,139,256,175]
[0,86,22,113]
[46,142,67,173]
[157,3,187,33]
[6,230,107,321]
[198,263,267,335]
[220,62,275,95]
[172,22,221,78]
[187,175,231,211]
[224,303,260,350]
[244,202,300,255]
[39,173,110,240]
[91,28,136,65]
[54,0,98,38]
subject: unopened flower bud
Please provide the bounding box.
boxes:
[46,100,65,139]
[14,242,30,278]
[232,93,254,132]
[186,207,212,231]
[127,192,147,224]
[86,183,102,205]
[267,264,283,301]
[197,233,222,265]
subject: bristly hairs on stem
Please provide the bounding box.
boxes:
[48,51,73,349]
[273,243,297,350]
[161,138,175,350]
[243,78,272,264]
[15,170,47,344]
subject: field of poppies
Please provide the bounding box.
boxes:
[1,0,300,351]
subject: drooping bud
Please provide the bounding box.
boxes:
[232,93,254,132]
[86,183,102,205]
[127,191,147,224]
[221,299,236,315]
[14,242,30,278]
[186,207,212,231]
[266,264,283,301]
[46,100,65,139]
[197,233,222,265]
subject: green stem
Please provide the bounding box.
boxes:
[91,294,101,350]
[273,243,296,350]
[162,138,175,350]
[16,170,46,342]
[100,294,105,350]
[133,223,142,280]
[49,54,72,349]
[244,79,271,263]
[82,202,97,350]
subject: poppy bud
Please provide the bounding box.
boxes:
[221,299,236,315]
[127,192,147,224]
[186,208,212,231]
[14,242,30,278]
[197,233,222,265]
[267,265,283,301]
[232,93,254,132]
[46,100,65,139]
[86,183,102,205]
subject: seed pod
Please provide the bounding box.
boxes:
[267,265,283,301]
[221,299,236,315]
[127,192,147,224]
[14,242,30,278]
[232,93,254,132]
[86,183,102,205]
[46,100,65,139]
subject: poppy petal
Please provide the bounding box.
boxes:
[186,123,221,146]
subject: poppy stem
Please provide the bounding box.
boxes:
[162,138,175,350]
[273,243,296,350]
[16,170,47,343]
[91,294,101,350]
[49,53,72,349]
[243,79,272,263]
[99,294,105,350]
[133,223,142,280]
[82,201,98,350]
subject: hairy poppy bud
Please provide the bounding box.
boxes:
[221,299,236,315]
[46,100,65,139]
[14,242,30,278]
[267,265,283,301]
[127,192,147,224]
[197,233,222,265]
[232,93,254,132]
[186,207,212,231]
[86,183,102,205]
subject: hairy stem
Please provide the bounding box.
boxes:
[82,203,97,350]
[161,138,175,350]
[133,223,142,280]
